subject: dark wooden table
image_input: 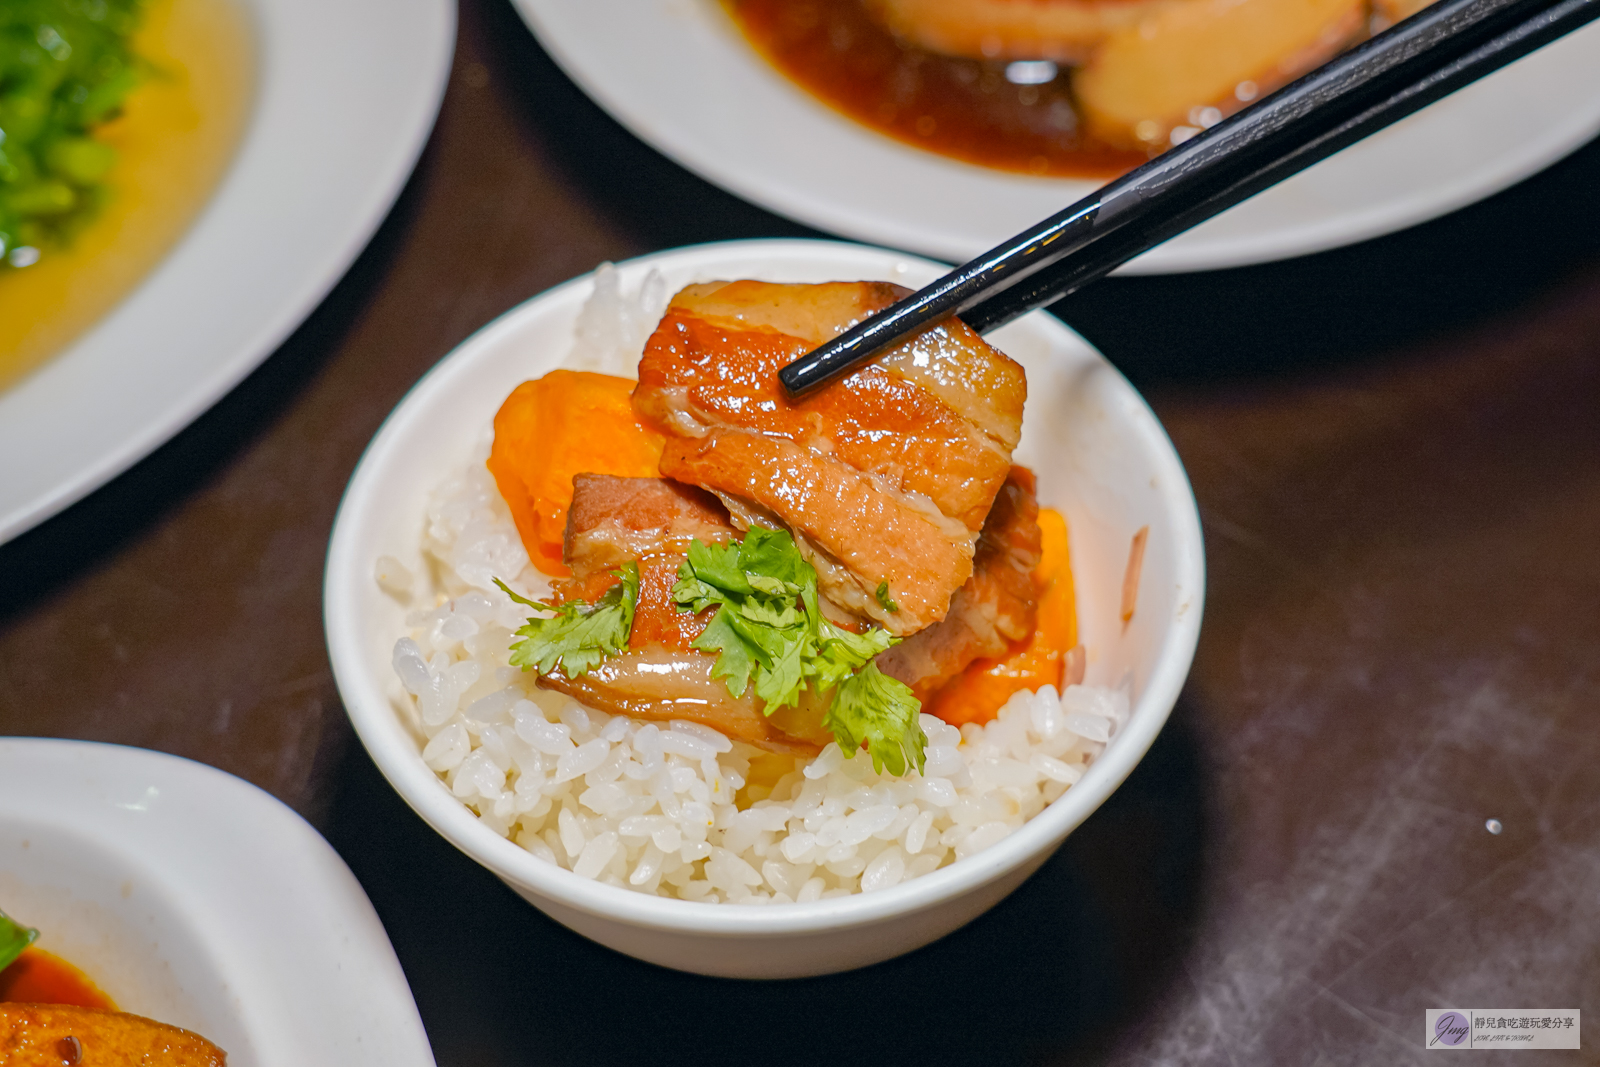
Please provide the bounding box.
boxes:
[4,1,1598,1063]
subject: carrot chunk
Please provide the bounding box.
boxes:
[486,371,666,576]
[925,506,1078,727]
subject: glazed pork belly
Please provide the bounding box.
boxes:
[539,474,832,750]
[878,466,1043,698]
[632,280,1027,635]
[562,473,734,578]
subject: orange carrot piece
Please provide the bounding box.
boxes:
[926,507,1078,727]
[486,370,666,576]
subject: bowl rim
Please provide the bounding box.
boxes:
[325,237,1205,936]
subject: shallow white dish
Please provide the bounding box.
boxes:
[0,738,435,1067]
[325,238,1205,978]
[510,0,1600,272]
[0,0,455,544]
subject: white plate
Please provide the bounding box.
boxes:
[326,239,1205,977]
[0,0,455,544]
[510,0,1600,272]
[0,738,435,1067]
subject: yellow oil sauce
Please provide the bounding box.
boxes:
[0,0,254,392]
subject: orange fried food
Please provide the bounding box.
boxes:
[487,370,666,576]
[0,1003,225,1066]
[633,280,1027,633]
[925,505,1078,727]
[878,467,1044,698]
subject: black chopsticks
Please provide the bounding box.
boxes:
[779,0,1600,395]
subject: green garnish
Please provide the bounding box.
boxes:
[0,0,147,266]
[0,908,38,972]
[498,563,640,678]
[874,581,900,614]
[672,528,926,775]
[826,662,925,777]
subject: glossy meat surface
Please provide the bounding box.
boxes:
[633,280,1027,633]
[563,474,733,579]
[539,650,832,751]
[879,467,1044,696]
[659,430,974,634]
[548,476,828,749]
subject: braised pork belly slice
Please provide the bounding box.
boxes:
[878,467,1043,697]
[541,475,830,750]
[540,651,833,752]
[633,280,1027,633]
[659,431,973,634]
[563,473,734,579]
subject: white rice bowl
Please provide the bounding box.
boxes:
[326,240,1204,977]
[388,431,1128,903]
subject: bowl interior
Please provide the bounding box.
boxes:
[326,238,1204,933]
[0,739,436,1067]
[0,819,255,1061]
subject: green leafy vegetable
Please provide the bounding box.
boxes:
[0,0,149,266]
[672,528,926,774]
[826,662,927,776]
[874,581,900,614]
[0,907,38,972]
[498,563,639,678]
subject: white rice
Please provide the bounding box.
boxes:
[380,265,1128,903]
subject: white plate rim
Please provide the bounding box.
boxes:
[0,0,457,545]
[507,0,1600,274]
[0,736,436,1067]
[325,237,1206,937]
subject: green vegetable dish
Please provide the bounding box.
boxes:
[0,0,146,268]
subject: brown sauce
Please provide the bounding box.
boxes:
[724,0,1146,178]
[0,948,116,1011]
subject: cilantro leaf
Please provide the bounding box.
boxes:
[754,632,808,710]
[683,538,757,595]
[504,562,639,678]
[825,663,926,776]
[811,620,897,694]
[875,581,900,614]
[692,605,759,697]
[671,530,926,774]
[493,577,544,609]
[0,908,38,972]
